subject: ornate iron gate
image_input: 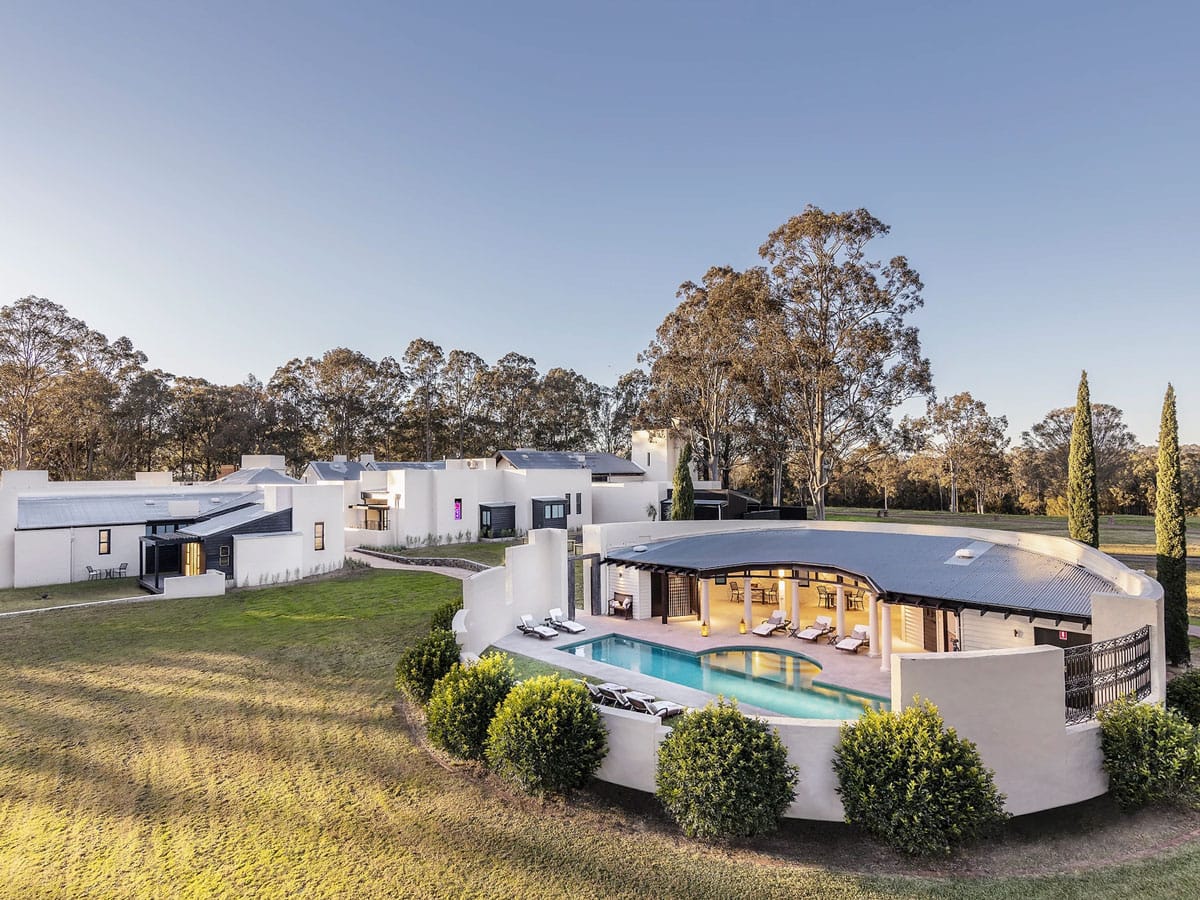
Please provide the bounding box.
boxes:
[1063,625,1152,725]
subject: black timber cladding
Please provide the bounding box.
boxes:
[195,509,292,577]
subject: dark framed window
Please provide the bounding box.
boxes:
[98,528,111,555]
[550,503,565,519]
[314,522,325,551]
[218,545,231,566]
[575,492,582,515]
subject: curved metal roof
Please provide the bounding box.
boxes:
[604,528,1119,621]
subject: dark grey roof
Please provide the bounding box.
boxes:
[605,528,1119,621]
[305,460,367,481]
[179,504,285,537]
[17,491,260,529]
[367,460,446,471]
[496,450,644,476]
[216,468,299,485]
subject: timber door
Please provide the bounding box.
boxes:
[922,608,938,651]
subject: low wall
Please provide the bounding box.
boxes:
[161,571,226,598]
[355,548,490,573]
[462,567,510,657]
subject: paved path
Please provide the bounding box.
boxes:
[346,549,474,581]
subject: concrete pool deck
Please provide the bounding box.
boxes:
[493,603,904,717]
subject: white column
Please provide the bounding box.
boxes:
[880,602,893,672]
[789,579,800,627]
[700,578,710,626]
[778,574,787,614]
[867,592,879,658]
[835,584,846,637]
[743,576,754,630]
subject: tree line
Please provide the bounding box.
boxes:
[3,204,1190,520]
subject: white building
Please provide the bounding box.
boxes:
[0,455,345,591]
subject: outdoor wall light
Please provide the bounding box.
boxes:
[700,621,709,637]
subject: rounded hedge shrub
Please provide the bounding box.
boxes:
[833,700,1008,856]
[655,699,798,839]
[1099,695,1200,810]
[395,628,460,704]
[429,598,463,634]
[1167,670,1200,727]
[484,675,607,796]
[426,653,516,760]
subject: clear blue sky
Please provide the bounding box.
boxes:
[1,1,1197,443]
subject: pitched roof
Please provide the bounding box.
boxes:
[496,450,644,476]
[367,460,446,471]
[305,460,367,481]
[17,490,260,529]
[179,504,286,537]
[216,467,299,485]
[604,527,1120,621]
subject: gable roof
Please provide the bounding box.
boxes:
[178,504,288,537]
[495,450,644,476]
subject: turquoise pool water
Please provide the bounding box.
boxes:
[560,635,888,720]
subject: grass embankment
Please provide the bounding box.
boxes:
[5,568,1200,897]
[0,577,143,614]
[394,539,520,567]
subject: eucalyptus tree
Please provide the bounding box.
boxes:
[533,367,601,451]
[758,207,931,519]
[485,352,540,449]
[905,393,1008,514]
[595,368,650,458]
[440,349,489,458]
[641,266,765,485]
[1156,384,1189,665]
[1020,402,1136,514]
[403,338,446,461]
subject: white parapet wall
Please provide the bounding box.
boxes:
[160,571,226,598]
[234,532,304,588]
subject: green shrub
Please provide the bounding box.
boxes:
[395,629,460,704]
[655,699,798,839]
[485,675,607,796]
[1167,671,1200,726]
[1099,695,1200,810]
[427,654,516,760]
[429,598,463,634]
[833,700,1008,856]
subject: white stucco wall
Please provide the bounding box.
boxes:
[13,529,71,587]
[591,480,668,526]
[161,571,226,598]
[461,567,509,657]
[1092,591,1167,701]
[234,532,304,588]
[287,483,345,578]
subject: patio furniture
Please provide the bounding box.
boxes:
[845,589,864,611]
[835,624,871,653]
[728,581,740,601]
[752,610,790,637]
[116,562,128,578]
[816,585,835,608]
[584,681,605,704]
[546,608,586,634]
[793,615,834,641]
[595,683,632,708]
[610,593,633,619]
[517,614,559,640]
[624,690,686,719]
[86,565,100,581]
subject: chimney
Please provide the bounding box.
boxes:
[359,453,375,465]
[333,454,347,463]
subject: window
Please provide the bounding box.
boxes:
[98,529,111,555]
[454,498,462,521]
[575,492,582,515]
[218,545,231,566]
[647,452,651,467]
[549,503,565,519]
[314,522,325,551]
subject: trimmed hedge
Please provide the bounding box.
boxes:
[1167,670,1200,727]
[833,700,1008,856]
[655,699,798,839]
[1099,695,1200,810]
[395,629,460,704]
[429,598,463,634]
[427,654,516,760]
[485,675,607,796]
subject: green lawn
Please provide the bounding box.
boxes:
[394,539,520,567]
[4,567,1200,897]
[0,576,143,614]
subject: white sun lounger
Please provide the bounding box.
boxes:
[518,614,558,640]
[793,615,834,641]
[834,624,871,653]
[546,608,586,634]
[752,610,790,637]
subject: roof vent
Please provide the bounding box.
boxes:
[955,547,975,559]
[633,545,648,553]
[144,499,156,506]
[210,497,223,503]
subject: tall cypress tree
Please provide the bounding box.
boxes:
[1156,384,1189,666]
[1067,371,1099,547]
[671,443,696,520]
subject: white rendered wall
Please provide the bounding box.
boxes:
[13,529,71,587]
[1092,591,1167,702]
[462,567,510,657]
[161,571,226,598]
[234,532,304,588]
[591,480,668,525]
[504,528,568,622]
[288,483,345,578]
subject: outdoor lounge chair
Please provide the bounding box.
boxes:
[583,681,605,704]
[793,615,834,641]
[595,683,632,708]
[834,624,871,653]
[624,691,686,719]
[517,614,559,640]
[546,608,586,634]
[752,610,790,637]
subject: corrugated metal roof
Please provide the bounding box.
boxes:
[179,504,284,537]
[604,528,1118,620]
[17,490,260,529]
[367,460,446,471]
[496,450,644,476]
[305,461,367,481]
[216,468,299,485]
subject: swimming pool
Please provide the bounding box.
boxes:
[560,635,888,720]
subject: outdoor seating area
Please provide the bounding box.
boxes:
[517,614,558,640]
[584,681,685,719]
[546,608,586,634]
[609,592,633,619]
[86,563,128,581]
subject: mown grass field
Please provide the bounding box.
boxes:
[3,567,1200,898]
[0,576,142,614]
